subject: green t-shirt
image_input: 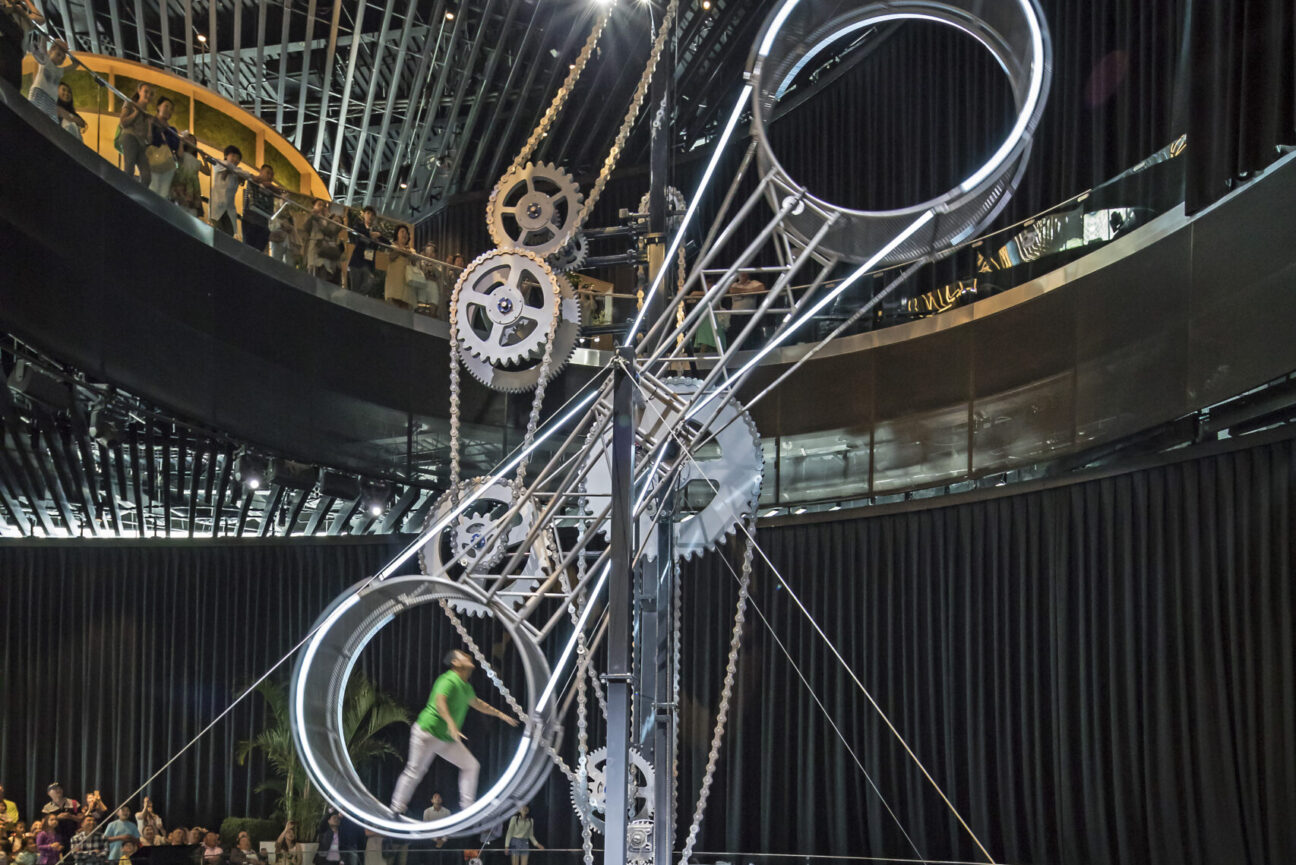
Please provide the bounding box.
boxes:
[416,670,476,741]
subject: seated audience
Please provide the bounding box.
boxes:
[119,840,138,865]
[229,834,261,865]
[103,806,137,864]
[134,799,163,838]
[69,815,107,865]
[147,97,181,198]
[35,816,62,865]
[209,146,245,236]
[25,36,67,124]
[199,831,223,865]
[55,82,87,142]
[118,83,157,185]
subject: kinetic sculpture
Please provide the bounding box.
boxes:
[290,3,1052,865]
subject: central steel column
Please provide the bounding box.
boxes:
[604,346,637,865]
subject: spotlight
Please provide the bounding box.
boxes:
[196,32,207,43]
[360,481,392,517]
[236,452,267,491]
[445,10,455,20]
[794,507,807,515]
[995,473,1008,487]
[701,0,711,10]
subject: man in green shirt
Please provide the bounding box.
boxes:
[389,649,517,815]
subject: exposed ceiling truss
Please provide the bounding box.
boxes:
[31,0,769,221]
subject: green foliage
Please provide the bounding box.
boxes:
[235,673,410,830]
[218,818,282,849]
[195,99,256,163]
[265,142,303,193]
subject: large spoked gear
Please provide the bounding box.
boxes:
[454,249,562,367]
[582,377,763,561]
[546,233,589,273]
[459,276,582,393]
[489,161,584,256]
[638,186,687,230]
[418,477,554,617]
[571,746,655,834]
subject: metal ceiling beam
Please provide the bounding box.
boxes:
[207,0,217,93]
[292,0,320,147]
[327,496,361,535]
[212,444,233,536]
[83,0,101,54]
[28,426,77,535]
[343,0,397,205]
[230,0,242,103]
[160,0,171,69]
[417,0,501,203]
[55,425,101,536]
[129,430,146,536]
[275,0,295,129]
[0,431,35,535]
[99,441,123,536]
[310,0,345,168]
[303,494,335,535]
[327,0,370,194]
[183,0,194,81]
[376,0,446,212]
[186,440,203,537]
[378,484,421,533]
[394,5,467,211]
[257,483,286,537]
[283,488,311,534]
[363,0,419,205]
[254,0,267,116]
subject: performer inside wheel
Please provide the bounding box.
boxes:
[389,649,519,816]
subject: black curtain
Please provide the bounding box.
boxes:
[4,436,1295,864]
[677,435,1296,865]
[1185,0,1296,213]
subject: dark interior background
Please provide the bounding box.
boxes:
[3,431,1293,865]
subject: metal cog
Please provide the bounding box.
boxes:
[418,477,554,617]
[626,819,654,865]
[571,746,656,834]
[638,186,687,230]
[581,376,763,562]
[459,276,581,393]
[546,233,589,273]
[454,249,561,367]
[489,161,584,256]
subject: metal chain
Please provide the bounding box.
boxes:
[448,270,467,498]
[563,544,610,717]
[512,273,564,490]
[576,0,680,229]
[670,557,682,834]
[437,599,577,782]
[510,4,615,176]
[678,525,754,865]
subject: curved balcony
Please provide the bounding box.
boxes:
[4,75,1296,508]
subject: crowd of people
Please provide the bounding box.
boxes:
[11,9,470,318]
[0,783,544,865]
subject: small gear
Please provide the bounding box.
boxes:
[626,819,654,865]
[489,161,584,256]
[571,746,655,834]
[638,186,687,229]
[459,276,582,393]
[546,233,589,273]
[581,376,762,561]
[454,249,562,367]
[419,477,555,617]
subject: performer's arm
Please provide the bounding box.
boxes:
[470,697,518,726]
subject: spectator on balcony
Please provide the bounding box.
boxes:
[2,1,43,87]
[25,36,67,125]
[450,253,466,270]
[146,97,180,199]
[164,829,186,847]
[385,225,415,310]
[347,206,385,297]
[54,82,86,142]
[199,832,222,865]
[412,241,443,317]
[118,82,156,186]
[243,164,281,253]
[307,199,346,285]
[269,199,303,266]
[209,145,245,236]
[726,271,764,342]
[170,132,208,218]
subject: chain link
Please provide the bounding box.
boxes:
[576,0,680,229]
[678,524,754,865]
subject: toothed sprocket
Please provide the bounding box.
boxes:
[489,161,584,256]
[454,248,563,368]
[459,275,581,393]
[418,477,554,617]
[571,746,655,834]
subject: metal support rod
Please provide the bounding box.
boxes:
[604,347,636,865]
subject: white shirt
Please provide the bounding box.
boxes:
[210,165,244,223]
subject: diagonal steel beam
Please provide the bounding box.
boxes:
[183,0,194,81]
[275,0,294,129]
[231,0,242,103]
[327,0,370,196]
[29,424,78,535]
[292,0,320,147]
[99,441,123,536]
[207,0,217,92]
[327,496,360,535]
[362,0,418,203]
[160,0,171,69]
[343,0,397,204]
[257,483,286,536]
[186,440,203,537]
[414,0,500,206]
[83,0,101,54]
[283,488,311,534]
[212,444,233,536]
[376,0,446,211]
[129,429,146,535]
[310,0,345,168]
[302,494,335,535]
[254,0,267,116]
